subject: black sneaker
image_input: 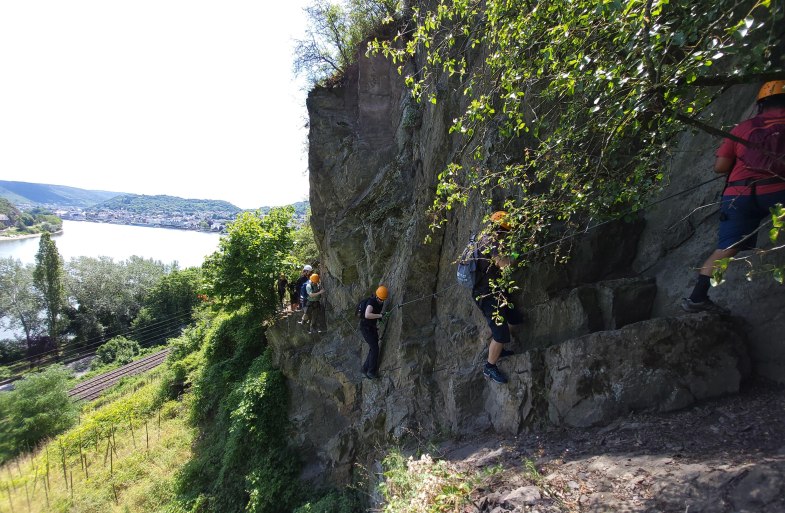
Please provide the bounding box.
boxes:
[499,349,514,359]
[483,364,508,384]
[681,298,730,315]
[364,372,379,380]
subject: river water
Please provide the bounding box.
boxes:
[0,220,222,268]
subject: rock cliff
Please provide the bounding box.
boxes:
[266,50,783,486]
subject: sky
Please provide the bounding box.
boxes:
[0,1,312,210]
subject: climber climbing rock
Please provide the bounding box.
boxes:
[682,80,785,314]
[359,285,389,380]
[472,211,524,384]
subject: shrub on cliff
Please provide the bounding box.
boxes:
[170,308,299,513]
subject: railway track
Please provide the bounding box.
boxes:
[68,348,171,401]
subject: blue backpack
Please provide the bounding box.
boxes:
[456,234,480,289]
[300,281,310,301]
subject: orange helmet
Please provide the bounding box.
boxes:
[376,286,388,300]
[490,211,511,230]
[309,273,320,283]
[757,80,785,102]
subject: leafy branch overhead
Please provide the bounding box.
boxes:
[368,0,783,264]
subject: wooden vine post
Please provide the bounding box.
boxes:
[5,484,14,513]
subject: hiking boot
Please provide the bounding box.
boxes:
[483,364,508,384]
[364,371,379,380]
[499,349,514,359]
[681,298,730,315]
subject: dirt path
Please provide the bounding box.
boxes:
[437,379,785,512]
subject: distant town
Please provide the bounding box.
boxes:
[0,180,310,235]
[55,205,234,232]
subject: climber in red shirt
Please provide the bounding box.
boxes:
[682,80,785,313]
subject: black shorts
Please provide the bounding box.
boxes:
[475,294,523,344]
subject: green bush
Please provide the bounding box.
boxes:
[0,365,77,462]
[93,335,141,368]
[170,309,300,513]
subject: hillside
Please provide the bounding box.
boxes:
[0,198,21,225]
[95,193,242,216]
[0,180,121,207]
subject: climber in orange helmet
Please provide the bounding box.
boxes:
[358,285,389,380]
[473,211,524,384]
[682,80,785,314]
[301,272,326,334]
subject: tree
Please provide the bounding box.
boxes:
[93,336,140,367]
[370,0,783,266]
[294,0,401,84]
[32,233,66,347]
[203,207,294,316]
[0,258,44,351]
[0,365,77,462]
[130,267,204,346]
[65,256,170,345]
[291,210,319,267]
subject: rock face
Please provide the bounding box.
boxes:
[264,49,778,486]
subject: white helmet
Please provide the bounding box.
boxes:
[303,264,313,271]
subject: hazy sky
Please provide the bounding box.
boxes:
[0,1,312,210]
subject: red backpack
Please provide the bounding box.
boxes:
[740,115,785,177]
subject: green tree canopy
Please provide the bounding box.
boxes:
[93,335,141,367]
[0,365,77,462]
[65,256,171,344]
[33,233,66,345]
[295,0,401,83]
[204,207,295,316]
[0,258,44,350]
[130,267,204,346]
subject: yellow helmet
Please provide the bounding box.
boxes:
[376,286,388,300]
[490,211,511,230]
[309,273,320,283]
[757,80,785,102]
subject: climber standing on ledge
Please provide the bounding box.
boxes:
[360,285,389,380]
[682,80,785,314]
[302,273,326,333]
[474,211,524,384]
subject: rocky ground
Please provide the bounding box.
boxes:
[437,379,785,513]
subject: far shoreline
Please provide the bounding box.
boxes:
[0,229,63,242]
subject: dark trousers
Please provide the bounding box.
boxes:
[360,323,379,374]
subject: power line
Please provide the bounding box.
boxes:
[2,309,195,369]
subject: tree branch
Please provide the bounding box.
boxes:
[686,71,785,87]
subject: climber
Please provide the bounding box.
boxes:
[359,285,389,380]
[682,80,785,314]
[294,265,313,311]
[277,273,288,310]
[473,211,524,384]
[301,273,326,333]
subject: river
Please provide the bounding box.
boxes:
[0,220,222,268]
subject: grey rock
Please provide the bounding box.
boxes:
[546,315,749,427]
[730,465,785,510]
[502,485,542,506]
